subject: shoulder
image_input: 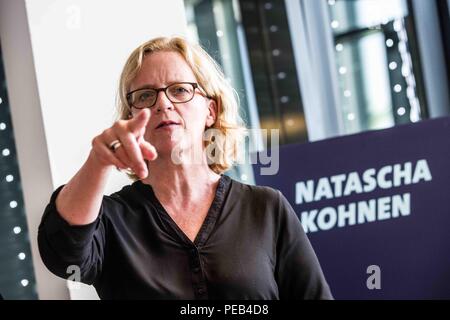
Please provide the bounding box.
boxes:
[227,177,287,218]
[228,177,298,223]
[226,178,300,239]
[229,177,282,203]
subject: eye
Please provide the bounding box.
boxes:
[169,84,191,96]
[138,90,156,102]
[176,87,188,93]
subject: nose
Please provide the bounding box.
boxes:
[154,90,174,113]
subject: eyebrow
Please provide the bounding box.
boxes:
[130,81,194,92]
[130,84,155,91]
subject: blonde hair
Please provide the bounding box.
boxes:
[116,36,246,181]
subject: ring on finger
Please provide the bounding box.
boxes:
[108,139,122,153]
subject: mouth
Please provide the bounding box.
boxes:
[155,120,181,129]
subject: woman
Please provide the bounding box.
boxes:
[38,37,332,300]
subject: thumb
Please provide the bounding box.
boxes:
[128,109,150,135]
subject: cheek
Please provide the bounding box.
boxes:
[183,103,208,129]
[184,115,208,139]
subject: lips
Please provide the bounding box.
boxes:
[155,120,181,129]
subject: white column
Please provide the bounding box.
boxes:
[411,0,450,117]
[284,0,344,141]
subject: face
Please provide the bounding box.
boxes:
[128,51,217,157]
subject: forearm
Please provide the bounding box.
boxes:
[55,150,112,226]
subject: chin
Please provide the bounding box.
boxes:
[148,130,197,159]
[147,130,181,148]
[155,137,186,157]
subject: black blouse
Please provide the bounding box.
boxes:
[38,174,332,300]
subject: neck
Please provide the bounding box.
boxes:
[141,149,221,203]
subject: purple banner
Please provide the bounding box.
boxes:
[253,117,450,299]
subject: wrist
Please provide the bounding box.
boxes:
[86,149,113,174]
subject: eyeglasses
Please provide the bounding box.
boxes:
[126,82,210,110]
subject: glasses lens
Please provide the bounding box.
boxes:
[167,83,195,103]
[129,89,157,109]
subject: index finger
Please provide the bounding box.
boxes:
[127,109,151,137]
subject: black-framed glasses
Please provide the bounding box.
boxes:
[126,82,210,110]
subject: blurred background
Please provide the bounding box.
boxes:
[0,0,449,299]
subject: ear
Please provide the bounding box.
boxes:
[205,99,218,128]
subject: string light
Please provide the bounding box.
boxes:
[397,107,406,116]
[389,62,398,70]
[401,64,411,78]
[331,20,340,29]
[386,39,394,48]
[2,41,35,297]
[241,174,248,181]
[216,30,223,38]
[280,96,289,103]
[344,90,352,98]
[264,2,273,10]
[2,148,10,156]
[394,18,421,122]
[328,0,336,5]
[393,20,402,32]
[336,43,344,52]
[272,49,281,56]
[347,113,355,121]
[339,67,347,75]
[277,72,286,79]
[269,25,278,32]
[394,84,402,93]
